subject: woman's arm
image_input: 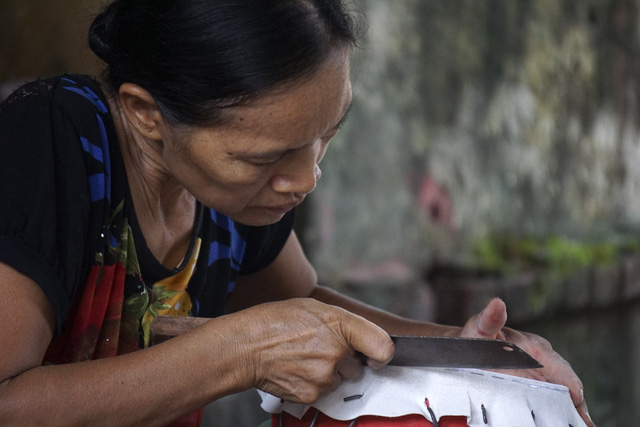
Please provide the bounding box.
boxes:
[0,261,252,426]
[0,260,393,426]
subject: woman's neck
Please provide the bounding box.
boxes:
[106,91,196,269]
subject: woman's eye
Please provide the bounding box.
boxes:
[248,152,286,165]
[252,158,279,165]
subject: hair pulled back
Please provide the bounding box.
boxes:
[89,0,360,126]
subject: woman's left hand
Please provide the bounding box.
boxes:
[459,298,595,427]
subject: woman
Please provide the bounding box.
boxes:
[0,0,593,426]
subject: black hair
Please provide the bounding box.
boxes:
[88,0,361,126]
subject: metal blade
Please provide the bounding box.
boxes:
[389,336,543,369]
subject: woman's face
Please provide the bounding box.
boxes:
[161,48,352,226]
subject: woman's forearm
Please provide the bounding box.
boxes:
[310,285,460,337]
[0,314,252,427]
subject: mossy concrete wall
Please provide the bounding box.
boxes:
[305,0,640,292]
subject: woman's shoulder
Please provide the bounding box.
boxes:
[52,74,109,112]
[0,73,115,158]
[1,74,106,114]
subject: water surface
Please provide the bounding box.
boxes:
[517,300,640,426]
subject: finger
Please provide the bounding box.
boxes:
[536,348,583,402]
[326,372,343,394]
[576,398,595,427]
[338,312,394,369]
[461,297,507,339]
[549,359,593,426]
[336,354,363,380]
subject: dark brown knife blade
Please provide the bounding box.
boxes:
[389,336,543,369]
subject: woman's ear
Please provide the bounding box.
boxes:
[118,83,165,140]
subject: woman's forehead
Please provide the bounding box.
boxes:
[224,50,352,137]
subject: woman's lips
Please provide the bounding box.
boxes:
[263,202,299,215]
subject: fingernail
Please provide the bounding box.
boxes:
[367,359,387,370]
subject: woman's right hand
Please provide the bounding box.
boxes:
[230,298,395,404]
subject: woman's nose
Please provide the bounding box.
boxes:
[270,151,321,196]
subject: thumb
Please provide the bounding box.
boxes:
[340,313,394,369]
[461,297,508,339]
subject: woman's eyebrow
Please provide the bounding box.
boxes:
[239,104,353,161]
